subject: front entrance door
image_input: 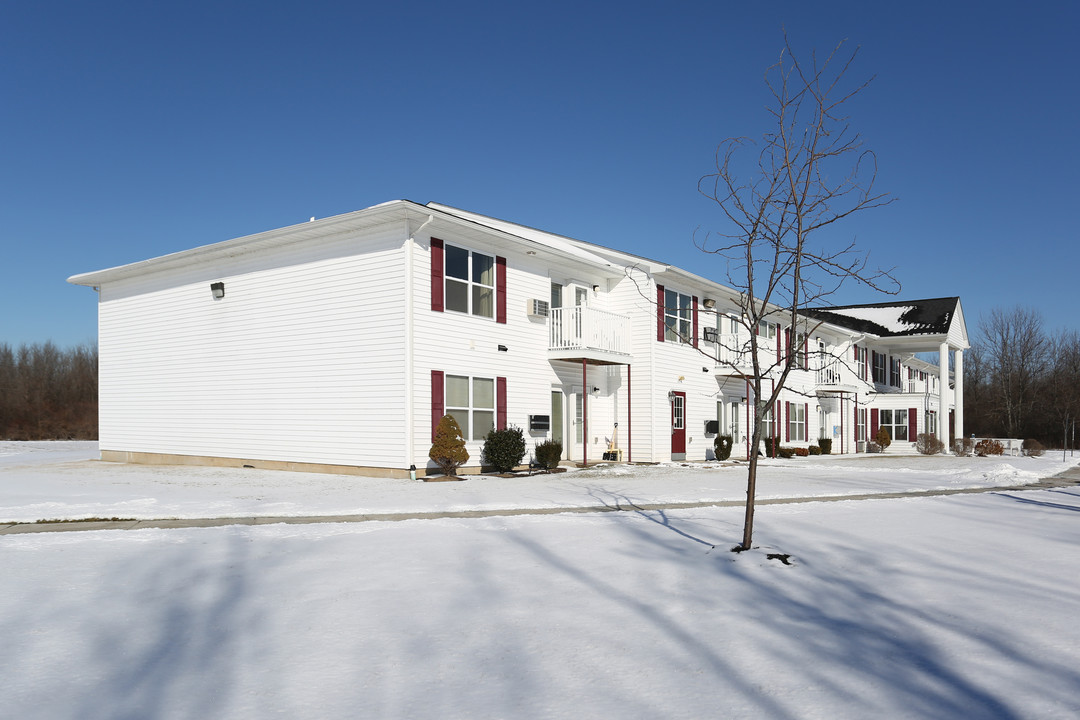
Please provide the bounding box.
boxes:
[671,391,686,460]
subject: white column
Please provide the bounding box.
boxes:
[938,342,950,449]
[954,350,964,442]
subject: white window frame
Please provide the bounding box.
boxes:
[664,289,693,344]
[879,408,909,442]
[445,374,496,441]
[855,346,869,382]
[872,352,887,385]
[444,244,495,319]
[856,407,867,442]
[789,403,806,442]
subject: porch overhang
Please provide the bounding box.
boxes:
[548,349,633,366]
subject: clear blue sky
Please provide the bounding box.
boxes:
[3,1,1077,348]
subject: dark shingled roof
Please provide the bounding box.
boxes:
[802,297,959,338]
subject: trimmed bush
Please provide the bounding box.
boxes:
[953,438,973,456]
[1022,438,1045,457]
[763,437,776,457]
[867,441,882,453]
[817,438,832,455]
[482,425,527,473]
[715,434,734,461]
[915,433,945,455]
[793,447,809,457]
[429,414,469,476]
[534,439,563,470]
[777,447,795,459]
[975,438,1005,457]
[808,445,822,456]
[874,427,892,450]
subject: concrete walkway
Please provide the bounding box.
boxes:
[5,466,1080,536]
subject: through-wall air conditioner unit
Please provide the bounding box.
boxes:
[527,299,550,318]
[703,328,719,343]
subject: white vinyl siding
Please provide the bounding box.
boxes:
[97,226,408,467]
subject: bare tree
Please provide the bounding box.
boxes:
[977,306,1048,439]
[696,35,899,551]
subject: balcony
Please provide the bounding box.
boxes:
[548,307,632,365]
[815,365,859,395]
[712,333,756,377]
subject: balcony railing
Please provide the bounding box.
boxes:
[713,333,754,369]
[549,307,631,357]
[816,366,842,386]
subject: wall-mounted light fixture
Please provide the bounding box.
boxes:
[592,284,600,292]
[592,386,600,394]
[210,282,225,300]
[702,298,716,309]
[667,391,676,402]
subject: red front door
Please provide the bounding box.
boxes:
[671,391,686,458]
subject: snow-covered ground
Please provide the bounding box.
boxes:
[2,443,1080,719]
[0,441,1070,523]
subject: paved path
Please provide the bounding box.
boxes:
[5,466,1080,536]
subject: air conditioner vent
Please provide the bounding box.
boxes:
[527,299,550,317]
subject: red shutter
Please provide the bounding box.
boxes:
[691,293,699,347]
[495,256,507,324]
[656,285,665,342]
[804,403,809,442]
[908,407,917,441]
[430,238,444,313]
[785,402,791,442]
[853,345,858,361]
[870,408,879,438]
[497,377,507,430]
[431,370,445,441]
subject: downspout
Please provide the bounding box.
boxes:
[405,213,435,470]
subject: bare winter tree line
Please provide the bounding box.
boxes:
[0,342,98,440]
[963,306,1080,448]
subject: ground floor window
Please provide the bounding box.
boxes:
[927,410,937,435]
[879,408,909,442]
[856,407,867,443]
[788,402,806,442]
[446,375,495,441]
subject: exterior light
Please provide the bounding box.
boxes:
[592,284,600,292]
[703,298,716,309]
[498,345,508,352]
[210,282,225,300]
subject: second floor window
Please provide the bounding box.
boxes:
[872,351,887,384]
[855,346,868,381]
[665,289,693,343]
[890,358,902,388]
[445,244,494,318]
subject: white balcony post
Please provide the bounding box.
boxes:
[938,342,950,449]
[954,349,964,442]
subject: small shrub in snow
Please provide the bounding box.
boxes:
[763,437,776,457]
[793,447,809,457]
[715,434,734,461]
[777,447,795,459]
[953,438,973,456]
[1022,438,1045,457]
[866,441,882,453]
[808,445,822,456]
[482,426,527,473]
[916,433,945,455]
[534,439,563,470]
[817,438,832,455]
[429,415,469,476]
[975,438,1005,457]
[874,427,892,450]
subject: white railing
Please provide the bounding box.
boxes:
[714,333,753,368]
[816,366,842,386]
[549,307,631,356]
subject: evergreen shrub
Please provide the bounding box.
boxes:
[482,425,527,473]
[429,414,469,476]
[809,445,822,456]
[1022,438,1045,457]
[715,434,734,461]
[534,439,563,470]
[818,438,832,455]
[874,427,892,450]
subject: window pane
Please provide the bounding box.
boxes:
[680,319,690,341]
[446,279,468,313]
[446,375,470,408]
[679,294,691,316]
[665,290,677,314]
[473,378,495,409]
[550,283,562,309]
[665,316,678,342]
[473,285,493,318]
[880,409,892,426]
[445,245,468,280]
[473,410,494,441]
[473,253,494,286]
[448,409,469,440]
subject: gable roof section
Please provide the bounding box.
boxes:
[802,297,961,338]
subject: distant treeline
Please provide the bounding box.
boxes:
[0,342,97,440]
